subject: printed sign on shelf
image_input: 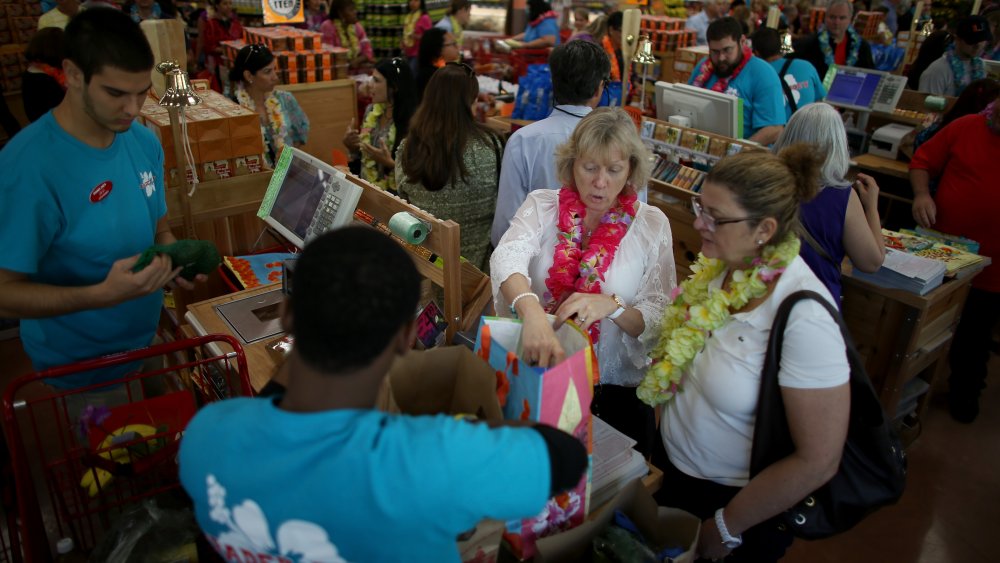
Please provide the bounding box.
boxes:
[262,0,304,25]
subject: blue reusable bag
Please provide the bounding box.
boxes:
[513,64,554,121]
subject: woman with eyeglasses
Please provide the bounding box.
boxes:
[772,103,885,309]
[641,145,851,562]
[195,0,243,91]
[396,63,502,272]
[321,0,375,73]
[343,58,418,192]
[416,27,462,99]
[229,44,310,168]
[491,108,676,456]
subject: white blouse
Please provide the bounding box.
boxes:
[660,256,851,487]
[491,189,678,387]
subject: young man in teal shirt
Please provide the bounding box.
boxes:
[688,17,786,144]
[751,27,827,121]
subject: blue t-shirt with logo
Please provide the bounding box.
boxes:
[0,112,165,387]
[179,398,552,563]
[769,58,827,120]
[689,54,786,139]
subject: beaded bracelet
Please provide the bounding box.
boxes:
[509,292,540,314]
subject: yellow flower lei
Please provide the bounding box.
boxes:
[234,84,288,167]
[361,103,396,191]
[337,21,361,60]
[637,233,801,407]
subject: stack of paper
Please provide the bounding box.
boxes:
[853,247,947,295]
[591,416,649,509]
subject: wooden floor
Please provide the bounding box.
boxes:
[2,336,998,562]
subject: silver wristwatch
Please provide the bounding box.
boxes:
[714,508,743,549]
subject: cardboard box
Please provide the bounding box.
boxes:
[197,138,233,162]
[533,479,699,563]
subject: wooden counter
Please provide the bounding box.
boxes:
[853,153,910,180]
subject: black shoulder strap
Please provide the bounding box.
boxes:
[778,58,798,114]
[749,290,883,476]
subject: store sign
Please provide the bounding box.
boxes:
[262,0,304,25]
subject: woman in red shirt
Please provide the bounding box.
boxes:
[196,0,244,90]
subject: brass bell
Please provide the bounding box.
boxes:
[780,32,795,55]
[632,35,657,65]
[158,69,202,108]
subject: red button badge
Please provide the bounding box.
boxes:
[90,181,113,203]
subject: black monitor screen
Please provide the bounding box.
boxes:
[268,157,327,242]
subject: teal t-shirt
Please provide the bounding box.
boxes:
[180,399,553,563]
[0,112,166,387]
[689,54,786,139]
[769,57,827,120]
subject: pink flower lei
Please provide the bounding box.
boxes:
[545,187,638,343]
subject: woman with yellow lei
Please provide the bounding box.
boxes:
[342,58,418,192]
[641,146,851,562]
[321,0,375,73]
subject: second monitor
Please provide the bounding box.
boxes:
[654,82,744,140]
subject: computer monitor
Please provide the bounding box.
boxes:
[823,65,907,114]
[654,81,744,139]
[257,146,363,250]
[985,60,1000,81]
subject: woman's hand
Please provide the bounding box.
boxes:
[361,142,393,168]
[554,292,619,333]
[521,311,565,368]
[343,118,360,153]
[852,173,880,211]
[696,518,733,561]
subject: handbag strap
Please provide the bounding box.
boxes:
[778,58,798,115]
[749,290,885,477]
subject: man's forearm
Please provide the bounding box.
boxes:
[909,168,931,198]
[0,279,111,319]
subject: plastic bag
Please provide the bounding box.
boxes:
[512,64,553,121]
[90,495,201,563]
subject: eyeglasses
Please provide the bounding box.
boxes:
[691,197,757,233]
[447,61,475,77]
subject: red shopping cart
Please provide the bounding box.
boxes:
[2,335,252,562]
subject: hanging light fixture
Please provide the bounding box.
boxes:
[632,35,657,111]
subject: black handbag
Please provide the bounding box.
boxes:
[749,290,907,539]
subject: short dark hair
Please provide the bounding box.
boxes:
[291,227,421,374]
[607,10,623,31]
[528,0,552,21]
[549,40,610,105]
[707,16,744,43]
[26,27,66,68]
[64,7,154,82]
[229,44,276,84]
[750,26,781,59]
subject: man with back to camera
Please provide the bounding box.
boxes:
[751,26,827,121]
[490,39,611,246]
[688,16,787,144]
[919,16,992,97]
[791,0,875,80]
[685,0,724,46]
[179,226,589,562]
[0,8,205,390]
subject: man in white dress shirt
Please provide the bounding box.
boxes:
[490,40,610,246]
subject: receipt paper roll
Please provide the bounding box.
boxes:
[388,211,429,244]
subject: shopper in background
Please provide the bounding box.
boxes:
[911,101,1000,424]
[772,103,885,307]
[0,9,204,391]
[402,0,433,75]
[343,58,417,192]
[491,40,610,246]
[685,0,721,46]
[791,0,874,80]
[905,29,950,90]
[415,27,461,97]
[918,16,992,97]
[124,0,178,22]
[435,0,471,50]
[321,0,375,73]
[572,6,589,34]
[37,0,78,30]
[180,226,589,563]
[605,11,624,82]
[646,145,849,562]
[688,17,786,144]
[397,63,502,273]
[505,0,561,49]
[195,0,243,91]
[299,0,329,31]
[492,108,677,456]
[229,44,310,168]
[22,27,67,123]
